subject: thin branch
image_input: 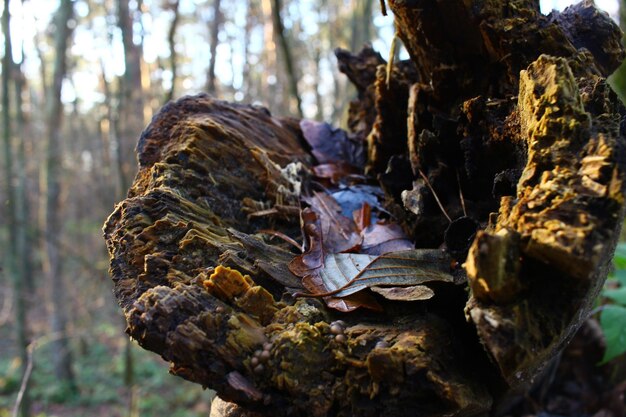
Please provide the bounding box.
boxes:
[386,29,399,88]
[379,0,387,16]
[12,341,35,417]
[456,170,467,218]
[418,169,452,223]
[258,229,303,252]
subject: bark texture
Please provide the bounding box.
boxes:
[104,1,626,416]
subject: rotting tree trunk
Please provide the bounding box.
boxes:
[104,2,626,416]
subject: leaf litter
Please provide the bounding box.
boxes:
[255,120,461,312]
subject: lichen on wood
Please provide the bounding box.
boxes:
[104,1,626,416]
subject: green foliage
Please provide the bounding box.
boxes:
[600,305,626,364]
[600,242,626,363]
[0,358,21,395]
[0,330,212,416]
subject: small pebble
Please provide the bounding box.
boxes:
[330,323,344,335]
[334,334,347,343]
[333,320,346,327]
[215,306,225,313]
[254,349,262,358]
[259,350,271,362]
[263,342,273,351]
[251,357,260,367]
[253,364,265,374]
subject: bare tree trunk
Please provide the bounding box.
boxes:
[350,0,373,52]
[313,46,324,120]
[13,12,33,417]
[42,0,76,389]
[100,60,126,199]
[117,0,144,189]
[241,0,253,102]
[165,0,181,102]
[270,0,303,118]
[260,0,277,109]
[206,0,222,95]
[2,2,30,415]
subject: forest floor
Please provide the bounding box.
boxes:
[0,300,214,417]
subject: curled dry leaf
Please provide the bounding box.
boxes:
[303,192,361,253]
[313,162,361,183]
[325,291,384,313]
[226,371,264,402]
[318,249,454,298]
[289,209,325,277]
[370,285,435,301]
[289,209,382,312]
[295,249,453,302]
[360,223,414,255]
[300,119,365,167]
[353,202,372,232]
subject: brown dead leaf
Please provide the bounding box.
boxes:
[361,223,414,255]
[289,209,382,312]
[303,192,361,253]
[226,371,263,402]
[353,202,371,233]
[289,209,325,277]
[326,291,383,312]
[300,119,365,167]
[313,162,360,183]
[371,285,435,301]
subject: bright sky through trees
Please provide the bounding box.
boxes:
[541,0,617,15]
[0,0,620,116]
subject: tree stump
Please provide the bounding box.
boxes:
[104,1,626,416]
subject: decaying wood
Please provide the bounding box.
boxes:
[104,96,491,416]
[104,1,626,416]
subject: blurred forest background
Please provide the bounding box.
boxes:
[0,0,620,416]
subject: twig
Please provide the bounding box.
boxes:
[456,170,467,217]
[386,29,399,89]
[12,341,35,417]
[418,169,452,223]
[258,229,303,252]
[588,305,606,318]
[11,330,81,417]
[379,0,387,16]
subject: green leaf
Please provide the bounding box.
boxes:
[614,242,626,258]
[613,269,626,287]
[603,287,626,306]
[613,243,626,268]
[303,249,454,298]
[600,305,626,364]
